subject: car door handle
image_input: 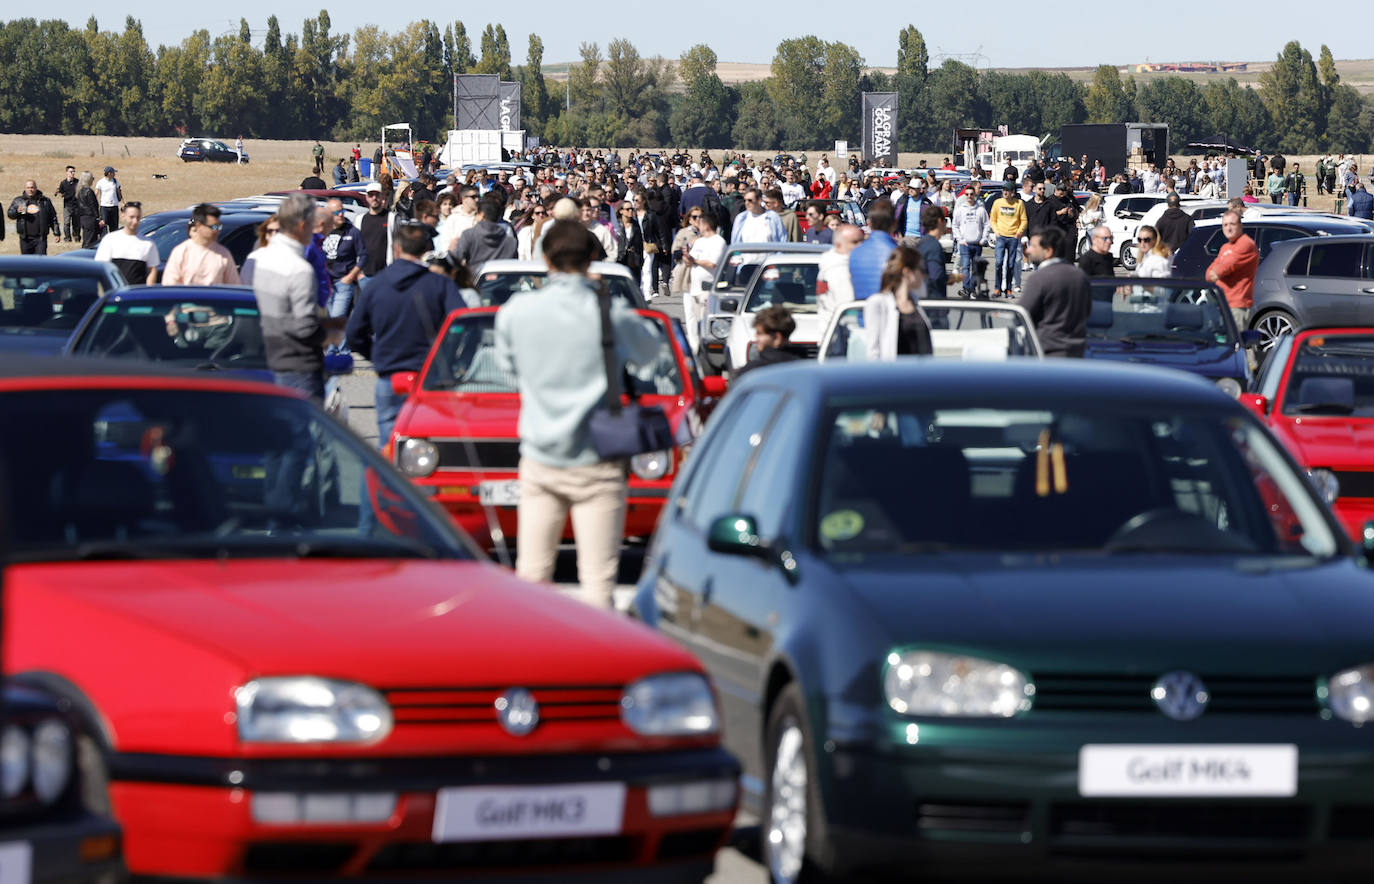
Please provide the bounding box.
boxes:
[1291,285,1307,291]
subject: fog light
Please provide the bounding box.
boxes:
[252,792,397,825]
[647,779,737,817]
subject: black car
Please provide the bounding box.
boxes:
[134,209,273,273]
[0,257,127,356]
[177,138,248,164]
[0,681,124,883]
[1171,216,1369,278]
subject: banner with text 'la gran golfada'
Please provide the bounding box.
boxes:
[862,92,898,167]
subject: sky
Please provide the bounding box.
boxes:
[60,2,1366,70]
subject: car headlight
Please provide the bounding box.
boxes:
[1,727,29,799]
[621,673,719,736]
[236,678,393,744]
[1309,468,1340,504]
[1214,377,1242,398]
[31,720,71,804]
[1326,664,1374,723]
[397,438,438,477]
[709,318,733,339]
[631,450,671,480]
[884,650,1033,718]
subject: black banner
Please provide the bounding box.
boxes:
[862,92,898,167]
[499,81,522,131]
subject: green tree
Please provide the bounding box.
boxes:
[731,81,780,151]
[155,30,211,134]
[476,23,512,80]
[1326,84,1367,153]
[569,41,602,110]
[199,27,265,134]
[295,11,348,138]
[1258,40,1325,153]
[1084,65,1132,124]
[445,22,474,75]
[521,34,550,135]
[1202,77,1271,148]
[1027,71,1085,133]
[905,60,987,151]
[767,36,828,146]
[1135,77,1209,147]
[818,41,864,147]
[894,25,929,151]
[1318,44,1339,91]
[671,44,732,148]
[981,71,1041,134]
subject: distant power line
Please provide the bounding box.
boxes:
[933,45,989,69]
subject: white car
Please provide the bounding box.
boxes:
[818,299,1042,363]
[724,253,824,373]
[472,259,647,307]
[1080,193,1172,271]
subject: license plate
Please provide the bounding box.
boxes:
[432,783,625,842]
[1079,744,1297,798]
[0,842,32,884]
[478,480,520,506]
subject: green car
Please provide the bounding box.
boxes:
[634,359,1374,883]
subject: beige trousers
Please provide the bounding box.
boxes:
[515,457,627,610]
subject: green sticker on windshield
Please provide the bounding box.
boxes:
[101,306,117,313]
[127,306,153,314]
[820,510,864,542]
[233,308,258,316]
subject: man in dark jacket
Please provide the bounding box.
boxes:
[56,165,78,242]
[916,205,950,299]
[1023,181,1054,236]
[455,196,517,273]
[1077,225,1116,277]
[345,223,475,443]
[1045,182,1079,239]
[1017,226,1092,357]
[7,181,61,254]
[1155,193,1195,253]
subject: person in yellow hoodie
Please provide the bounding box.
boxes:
[989,181,1028,298]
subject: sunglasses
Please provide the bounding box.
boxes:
[1138,236,1155,243]
[124,201,141,209]
[333,209,346,216]
[203,223,223,231]
[265,228,280,236]
[689,213,702,219]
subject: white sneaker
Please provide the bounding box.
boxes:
[1011,285,1021,294]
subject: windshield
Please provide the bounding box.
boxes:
[72,299,267,370]
[0,389,468,561]
[1087,284,1233,345]
[816,405,1337,558]
[825,305,1039,360]
[0,272,108,333]
[425,313,683,396]
[743,263,819,313]
[476,271,641,307]
[1280,334,1374,416]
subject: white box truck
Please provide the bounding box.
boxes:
[438,129,526,168]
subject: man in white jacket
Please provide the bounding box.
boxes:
[951,188,989,297]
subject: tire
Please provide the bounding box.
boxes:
[763,684,835,884]
[1119,240,1138,271]
[1252,309,1296,353]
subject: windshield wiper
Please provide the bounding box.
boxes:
[1119,332,1210,345]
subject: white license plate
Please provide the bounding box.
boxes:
[478,480,520,506]
[432,783,625,842]
[1079,744,1298,798]
[0,842,32,884]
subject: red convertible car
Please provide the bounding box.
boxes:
[388,307,725,547]
[1241,327,1374,541]
[0,359,738,881]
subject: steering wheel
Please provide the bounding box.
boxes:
[1105,507,1257,553]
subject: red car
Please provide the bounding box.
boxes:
[388,307,725,547]
[0,360,738,881]
[1241,327,1374,541]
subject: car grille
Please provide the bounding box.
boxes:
[430,439,521,471]
[915,800,1031,836]
[1032,673,1318,715]
[380,685,625,728]
[1050,801,1311,842]
[366,836,637,872]
[1334,470,1374,499]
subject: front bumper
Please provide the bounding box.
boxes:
[4,809,123,884]
[108,747,737,880]
[817,716,1374,880]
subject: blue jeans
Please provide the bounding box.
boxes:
[273,370,325,403]
[327,280,358,355]
[994,236,1020,292]
[958,243,981,293]
[375,375,407,448]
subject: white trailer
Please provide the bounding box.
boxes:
[438,129,525,168]
[992,134,1043,180]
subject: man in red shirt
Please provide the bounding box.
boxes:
[1206,210,1259,333]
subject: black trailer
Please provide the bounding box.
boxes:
[1061,123,1169,177]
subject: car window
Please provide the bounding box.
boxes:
[814,405,1337,559]
[685,389,782,529]
[1193,207,1227,221]
[1286,245,1311,276]
[142,223,189,266]
[476,272,641,307]
[1201,228,1228,257]
[0,272,109,332]
[716,251,775,291]
[1257,227,1306,253]
[1307,242,1363,278]
[1279,334,1374,417]
[743,263,819,313]
[1256,334,1294,400]
[74,298,265,369]
[1086,283,1233,344]
[735,396,808,539]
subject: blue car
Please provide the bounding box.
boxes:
[1171,216,1370,278]
[133,209,274,273]
[0,256,126,356]
[1084,276,1257,397]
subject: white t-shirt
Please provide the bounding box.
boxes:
[94,178,120,208]
[94,229,160,284]
[735,211,774,244]
[816,247,854,333]
[780,182,806,204]
[688,233,725,293]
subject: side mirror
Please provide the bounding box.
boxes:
[701,376,728,398]
[323,353,354,376]
[1238,392,1270,416]
[1240,329,1262,348]
[391,371,417,396]
[706,514,799,583]
[699,279,712,291]
[1362,520,1374,567]
[719,297,740,313]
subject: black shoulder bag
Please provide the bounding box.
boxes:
[587,284,673,460]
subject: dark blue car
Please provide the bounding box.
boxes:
[1171,216,1369,278]
[0,256,126,356]
[133,209,273,273]
[1084,276,1257,397]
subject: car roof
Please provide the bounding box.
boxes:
[755,253,824,266]
[723,242,827,254]
[1265,233,1374,250]
[478,260,634,277]
[103,285,257,301]
[731,358,1233,408]
[1194,215,1366,230]
[0,256,116,274]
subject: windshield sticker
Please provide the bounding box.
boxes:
[820,509,864,542]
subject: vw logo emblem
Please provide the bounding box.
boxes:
[1151,671,1209,721]
[494,688,539,736]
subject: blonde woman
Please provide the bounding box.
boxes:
[1135,224,1172,278]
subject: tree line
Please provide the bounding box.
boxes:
[0,16,1366,156]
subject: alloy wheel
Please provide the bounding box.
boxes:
[1254,311,1295,352]
[767,723,808,884]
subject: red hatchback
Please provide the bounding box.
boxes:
[0,360,738,881]
[1242,328,1374,541]
[388,307,725,547]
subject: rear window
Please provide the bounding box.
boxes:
[476,272,641,307]
[1307,243,1363,278]
[0,272,109,332]
[743,263,819,313]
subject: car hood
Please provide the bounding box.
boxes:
[0,328,70,356]
[399,391,689,440]
[1273,417,1374,470]
[1084,338,1243,378]
[10,559,698,686]
[836,556,1374,673]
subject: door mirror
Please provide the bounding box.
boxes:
[1362,520,1374,567]
[1240,329,1262,348]
[719,297,740,314]
[701,376,728,398]
[391,371,417,396]
[699,279,712,291]
[1238,393,1270,416]
[706,513,800,582]
[323,353,354,376]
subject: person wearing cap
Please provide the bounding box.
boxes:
[94,166,121,238]
[989,182,1028,298]
[358,181,395,289]
[678,169,710,220]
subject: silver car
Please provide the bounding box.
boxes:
[1250,234,1374,351]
